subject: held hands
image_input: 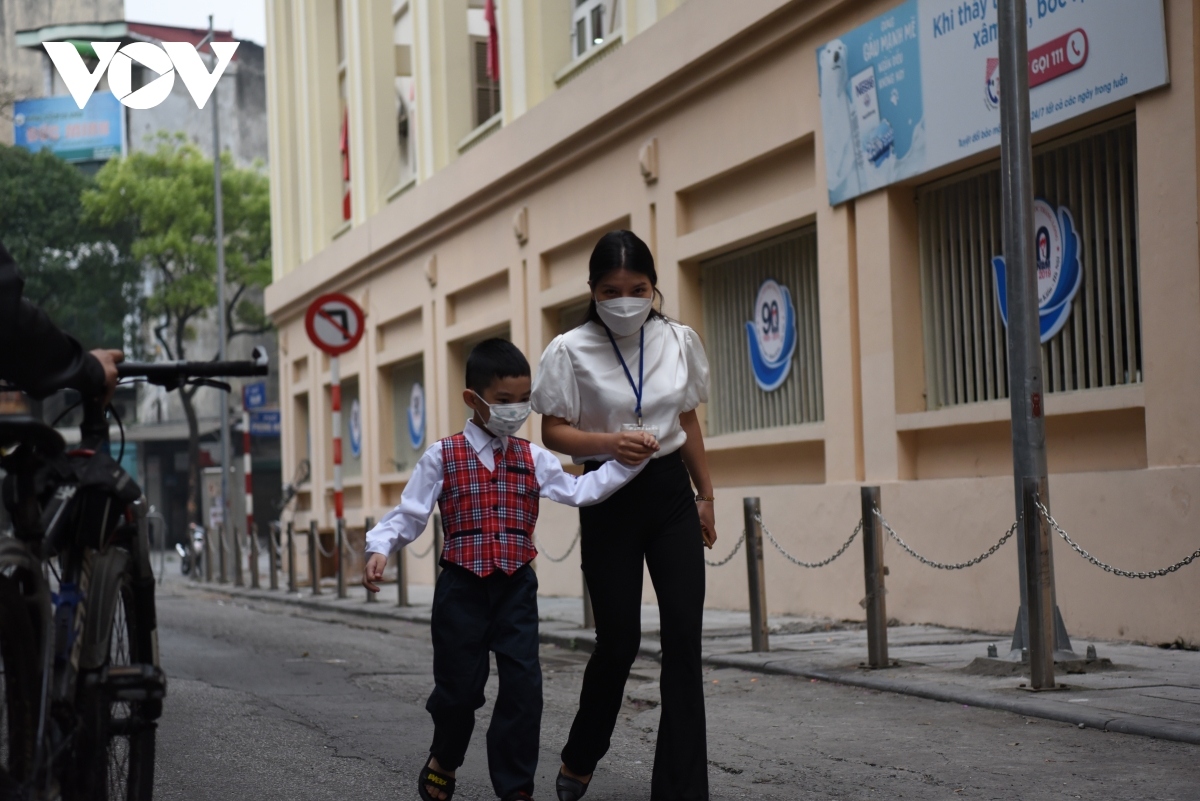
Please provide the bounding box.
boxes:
[697,501,718,549]
[610,430,660,466]
[363,552,388,593]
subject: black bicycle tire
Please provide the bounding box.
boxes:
[72,567,156,801]
[0,575,38,790]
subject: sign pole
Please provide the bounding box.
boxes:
[331,354,344,566]
[243,406,256,588]
[209,14,233,544]
[998,0,1069,689]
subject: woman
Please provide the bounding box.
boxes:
[531,230,716,801]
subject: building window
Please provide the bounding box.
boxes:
[572,0,618,59]
[700,227,824,436]
[389,358,426,474]
[471,38,501,127]
[393,0,416,185]
[918,117,1141,410]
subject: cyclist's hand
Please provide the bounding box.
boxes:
[90,349,124,405]
[363,552,388,593]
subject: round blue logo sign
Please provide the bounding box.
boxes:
[407,382,426,450]
[991,199,1083,343]
[744,279,798,392]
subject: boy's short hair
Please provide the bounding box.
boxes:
[465,338,530,393]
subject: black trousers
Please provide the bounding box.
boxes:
[427,562,542,799]
[561,451,709,800]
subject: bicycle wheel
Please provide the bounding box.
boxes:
[0,573,38,792]
[74,568,156,801]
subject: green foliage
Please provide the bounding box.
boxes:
[81,133,272,360]
[0,144,141,350]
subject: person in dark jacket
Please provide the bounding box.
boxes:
[0,239,122,403]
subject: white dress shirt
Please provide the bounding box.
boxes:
[365,420,645,556]
[531,317,710,463]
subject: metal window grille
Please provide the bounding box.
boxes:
[918,117,1140,409]
[701,227,824,436]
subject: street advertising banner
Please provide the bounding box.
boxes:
[12,92,124,163]
[817,0,1169,206]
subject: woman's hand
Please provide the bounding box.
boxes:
[697,501,718,548]
[609,430,659,466]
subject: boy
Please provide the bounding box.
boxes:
[363,339,656,801]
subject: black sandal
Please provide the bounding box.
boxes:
[555,768,589,801]
[418,756,456,801]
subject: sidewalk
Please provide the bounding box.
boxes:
[184,568,1200,747]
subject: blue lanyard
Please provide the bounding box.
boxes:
[606,325,644,425]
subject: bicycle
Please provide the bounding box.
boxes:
[0,348,268,800]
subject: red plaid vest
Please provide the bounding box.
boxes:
[437,433,540,577]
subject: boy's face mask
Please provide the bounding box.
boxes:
[472,391,531,437]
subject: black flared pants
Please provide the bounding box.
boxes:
[561,451,709,800]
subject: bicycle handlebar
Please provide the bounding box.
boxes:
[117,346,269,387]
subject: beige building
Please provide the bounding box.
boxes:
[264,0,1200,645]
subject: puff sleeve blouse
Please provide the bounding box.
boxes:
[531,317,710,463]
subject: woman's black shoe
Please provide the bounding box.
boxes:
[555,768,589,801]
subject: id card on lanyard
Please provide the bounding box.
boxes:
[606,325,657,436]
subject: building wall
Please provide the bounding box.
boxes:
[0,0,123,143]
[265,0,1200,644]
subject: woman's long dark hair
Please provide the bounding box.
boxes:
[584,229,666,327]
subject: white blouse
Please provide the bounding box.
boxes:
[531,317,710,463]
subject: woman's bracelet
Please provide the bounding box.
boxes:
[695,494,715,503]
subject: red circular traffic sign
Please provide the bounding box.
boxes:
[305,293,365,356]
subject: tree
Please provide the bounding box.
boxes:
[82,134,272,525]
[0,144,141,350]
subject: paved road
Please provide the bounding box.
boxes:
[153,580,1198,800]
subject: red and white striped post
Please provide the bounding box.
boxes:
[243,407,258,588]
[304,292,364,599]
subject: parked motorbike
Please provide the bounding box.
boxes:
[176,522,205,575]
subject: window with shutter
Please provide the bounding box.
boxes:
[918,117,1141,409]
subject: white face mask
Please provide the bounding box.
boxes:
[596,297,653,337]
[472,392,531,437]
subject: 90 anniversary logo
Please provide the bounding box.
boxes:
[991,199,1083,343]
[44,40,240,110]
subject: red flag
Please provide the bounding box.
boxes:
[484,0,499,81]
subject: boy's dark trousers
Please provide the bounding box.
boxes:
[427,561,542,799]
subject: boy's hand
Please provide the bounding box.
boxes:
[611,431,660,466]
[363,553,388,593]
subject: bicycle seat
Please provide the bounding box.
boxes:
[0,416,66,457]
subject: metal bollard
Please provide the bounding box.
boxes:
[233,525,244,587]
[364,517,377,603]
[743,497,770,653]
[397,546,409,607]
[336,518,347,599]
[861,486,889,668]
[204,524,213,582]
[432,513,444,582]
[582,574,595,629]
[249,523,260,589]
[268,522,279,590]
[218,524,228,584]
[309,520,322,596]
[286,521,297,593]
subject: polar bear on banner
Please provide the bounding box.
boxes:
[817,39,861,203]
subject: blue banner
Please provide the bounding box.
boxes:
[249,410,281,437]
[13,93,123,163]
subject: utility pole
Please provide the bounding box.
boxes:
[997,0,1071,689]
[203,15,232,543]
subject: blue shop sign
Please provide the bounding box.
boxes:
[249,409,281,437]
[13,93,123,163]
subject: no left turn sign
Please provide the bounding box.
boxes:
[305,293,365,356]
